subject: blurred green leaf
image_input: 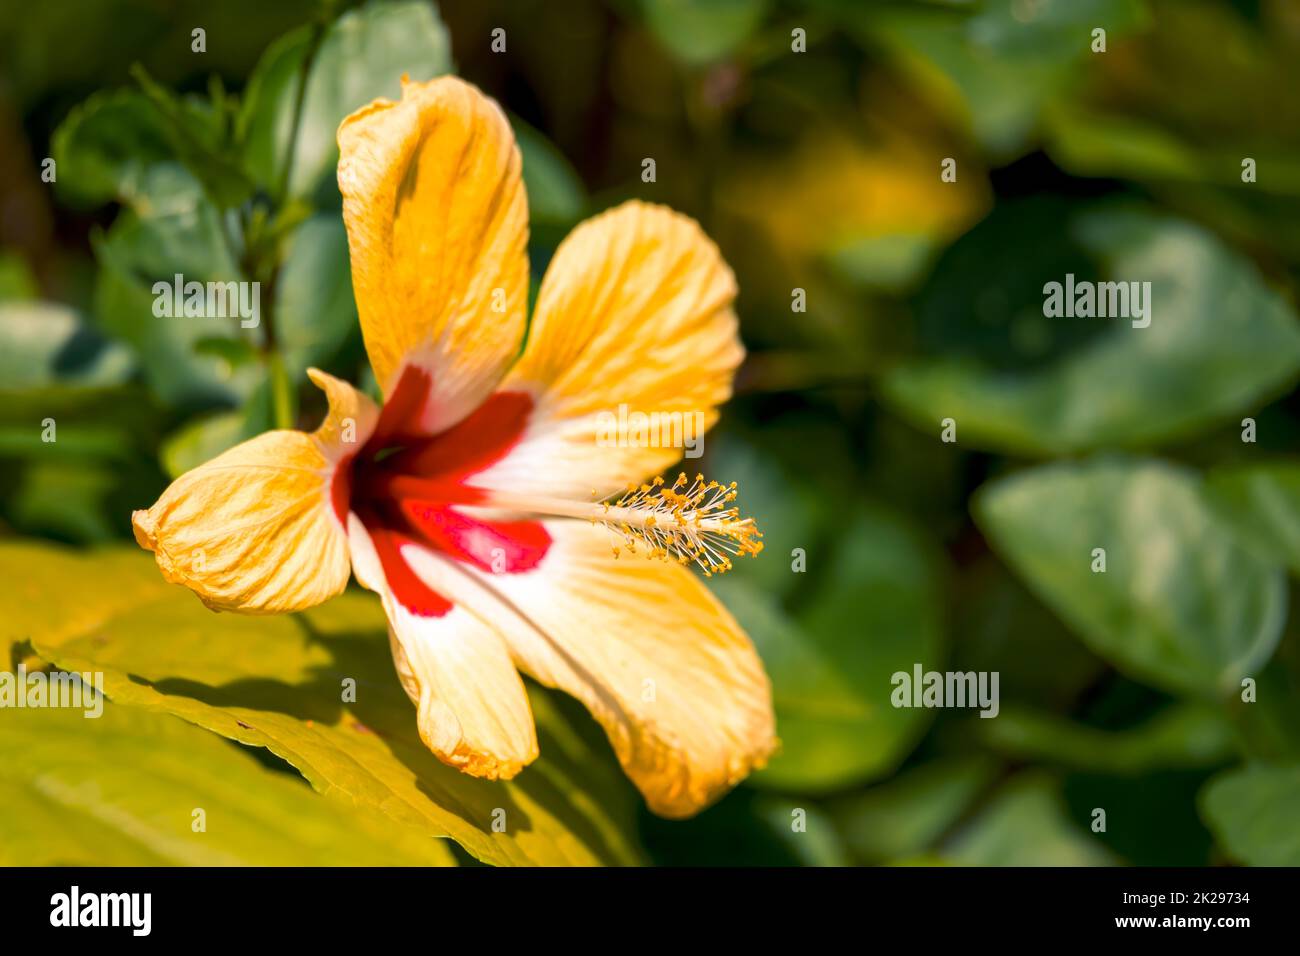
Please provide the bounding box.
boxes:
[751,796,852,866]
[829,756,999,864]
[0,385,157,464]
[1206,462,1300,576]
[636,787,845,865]
[982,703,1235,774]
[905,196,1109,373]
[92,164,259,406]
[845,0,1147,159]
[192,335,261,369]
[8,461,118,543]
[951,557,1106,710]
[0,542,643,866]
[159,411,249,479]
[826,233,940,294]
[1045,1,1300,195]
[0,700,457,866]
[1043,0,1300,263]
[0,300,133,388]
[49,89,173,208]
[100,163,242,279]
[976,458,1287,697]
[705,429,826,600]
[714,505,945,793]
[239,0,453,204]
[1200,764,1300,866]
[639,0,768,65]
[129,65,255,209]
[1046,103,1300,195]
[0,383,164,548]
[1229,617,1300,763]
[1064,767,1214,865]
[276,213,358,377]
[513,115,585,226]
[942,773,1118,866]
[885,209,1300,455]
[0,254,38,301]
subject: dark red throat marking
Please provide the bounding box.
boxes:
[335,365,552,617]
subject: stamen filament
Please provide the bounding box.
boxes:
[368,471,764,576]
[478,473,763,576]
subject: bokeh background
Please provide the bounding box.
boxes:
[2,0,1300,866]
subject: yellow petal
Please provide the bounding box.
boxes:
[348,516,538,778]
[337,76,529,432]
[131,371,377,614]
[308,367,380,455]
[478,200,743,498]
[401,518,776,817]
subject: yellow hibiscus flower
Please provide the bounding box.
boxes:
[131,76,776,819]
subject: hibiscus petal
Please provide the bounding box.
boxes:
[348,516,539,779]
[476,200,743,498]
[398,519,777,818]
[131,371,377,614]
[337,76,529,432]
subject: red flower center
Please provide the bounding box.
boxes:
[333,366,552,617]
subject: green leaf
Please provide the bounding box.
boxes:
[1045,102,1300,194]
[129,65,255,209]
[240,0,453,204]
[705,430,826,600]
[750,796,852,867]
[0,542,643,866]
[0,300,133,388]
[0,701,456,866]
[843,0,1147,159]
[513,115,585,226]
[982,703,1236,774]
[714,505,945,793]
[883,208,1300,455]
[828,756,1000,864]
[825,233,942,295]
[92,164,260,406]
[1228,623,1300,763]
[192,335,261,369]
[639,0,769,65]
[950,556,1106,710]
[1200,764,1300,866]
[50,89,174,208]
[0,252,38,301]
[7,461,118,544]
[903,196,1110,374]
[975,458,1287,697]
[0,384,158,464]
[159,411,250,479]
[942,773,1118,866]
[1043,2,1300,198]
[1064,768,1215,866]
[637,787,846,865]
[1206,462,1300,576]
[275,213,358,377]
[238,25,312,199]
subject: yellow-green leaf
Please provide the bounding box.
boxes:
[0,701,457,866]
[0,542,644,866]
[1200,764,1300,866]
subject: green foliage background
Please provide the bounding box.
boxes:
[2,0,1299,866]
